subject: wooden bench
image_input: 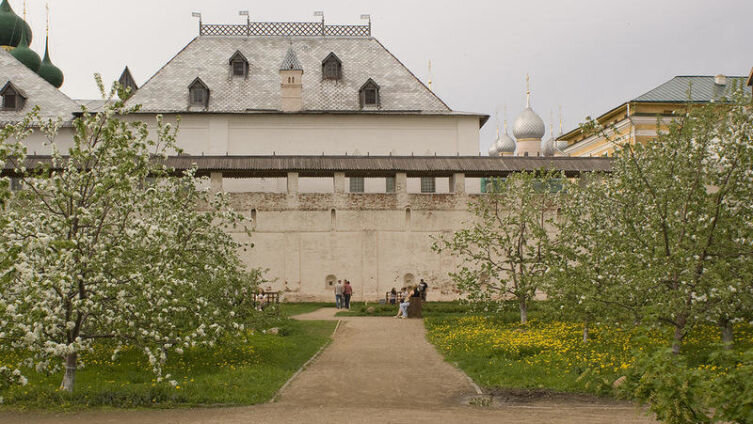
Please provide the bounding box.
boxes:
[252,291,279,311]
[385,291,409,304]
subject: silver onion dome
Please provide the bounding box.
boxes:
[488,142,500,156]
[540,136,556,156]
[497,131,516,154]
[513,107,546,140]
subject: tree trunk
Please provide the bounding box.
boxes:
[60,353,77,393]
[519,298,528,324]
[582,321,589,342]
[672,322,685,355]
[720,318,734,350]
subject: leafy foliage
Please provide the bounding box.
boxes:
[0,78,262,393]
[433,171,564,323]
[553,91,753,353]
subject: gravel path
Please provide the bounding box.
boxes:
[0,307,657,423]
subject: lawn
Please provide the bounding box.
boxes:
[277,302,331,316]
[425,314,753,395]
[334,301,472,317]
[0,319,336,410]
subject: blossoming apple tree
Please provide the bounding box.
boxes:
[0,80,261,392]
[433,171,564,323]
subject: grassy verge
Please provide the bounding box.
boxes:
[334,301,472,317]
[425,315,753,395]
[0,319,336,410]
[277,302,331,316]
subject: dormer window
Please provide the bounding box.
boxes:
[1,81,26,111]
[228,51,249,78]
[188,78,209,108]
[359,78,380,108]
[321,52,342,80]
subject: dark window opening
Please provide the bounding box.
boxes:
[1,82,25,111]
[191,87,206,105]
[188,78,209,108]
[232,61,246,77]
[359,79,380,108]
[228,50,249,78]
[364,89,377,105]
[322,53,342,80]
[3,94,16,110]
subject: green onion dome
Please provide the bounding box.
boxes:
[10,29,40,72]
[0,0,32,47]
[37,37,63,88]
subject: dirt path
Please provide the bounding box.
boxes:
[0,308,657,423]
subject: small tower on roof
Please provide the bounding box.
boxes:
[279,45,303,112]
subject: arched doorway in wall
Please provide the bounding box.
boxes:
[325,274,337,290]
[403,273,415,288]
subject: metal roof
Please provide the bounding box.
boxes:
[632,75,747,103]
[126,36,453,114]
[0,48,80,125]
[4,155,611,178]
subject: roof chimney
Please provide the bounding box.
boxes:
[714,74,727,86]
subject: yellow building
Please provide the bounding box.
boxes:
[559,75,747,157]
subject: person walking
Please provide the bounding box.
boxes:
[343,280,353,309]
[389,287,397,305]
[418,279,429,301]
[334,280,344,309]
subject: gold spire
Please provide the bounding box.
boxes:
[46,2,49,37]
[550,110,554,138]
[525,73,531,108]
[503,105,508,133]
[427,59,432,90]
[558,105,563,135]
[495,107,500,138]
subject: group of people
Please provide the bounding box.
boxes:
[392,279,429,319]
[333,280,353,309]
[388,279,429,305]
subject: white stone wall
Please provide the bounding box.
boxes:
[225,189,476,302]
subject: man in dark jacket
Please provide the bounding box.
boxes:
[418,279,429,301]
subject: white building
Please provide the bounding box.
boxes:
[1,14,608,301]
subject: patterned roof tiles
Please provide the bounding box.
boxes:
[0,48,80,125]
[127,36,451,113]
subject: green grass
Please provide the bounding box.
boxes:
[335,301,472,317]
[425,314,753,396]
[0,319,336,410]
[276,302,331,316]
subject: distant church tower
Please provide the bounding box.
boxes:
[512,74,545,156]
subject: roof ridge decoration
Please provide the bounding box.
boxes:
[279,47,303,71]
[199,19,371,38]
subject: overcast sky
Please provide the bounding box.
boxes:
[15,0,753,153]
